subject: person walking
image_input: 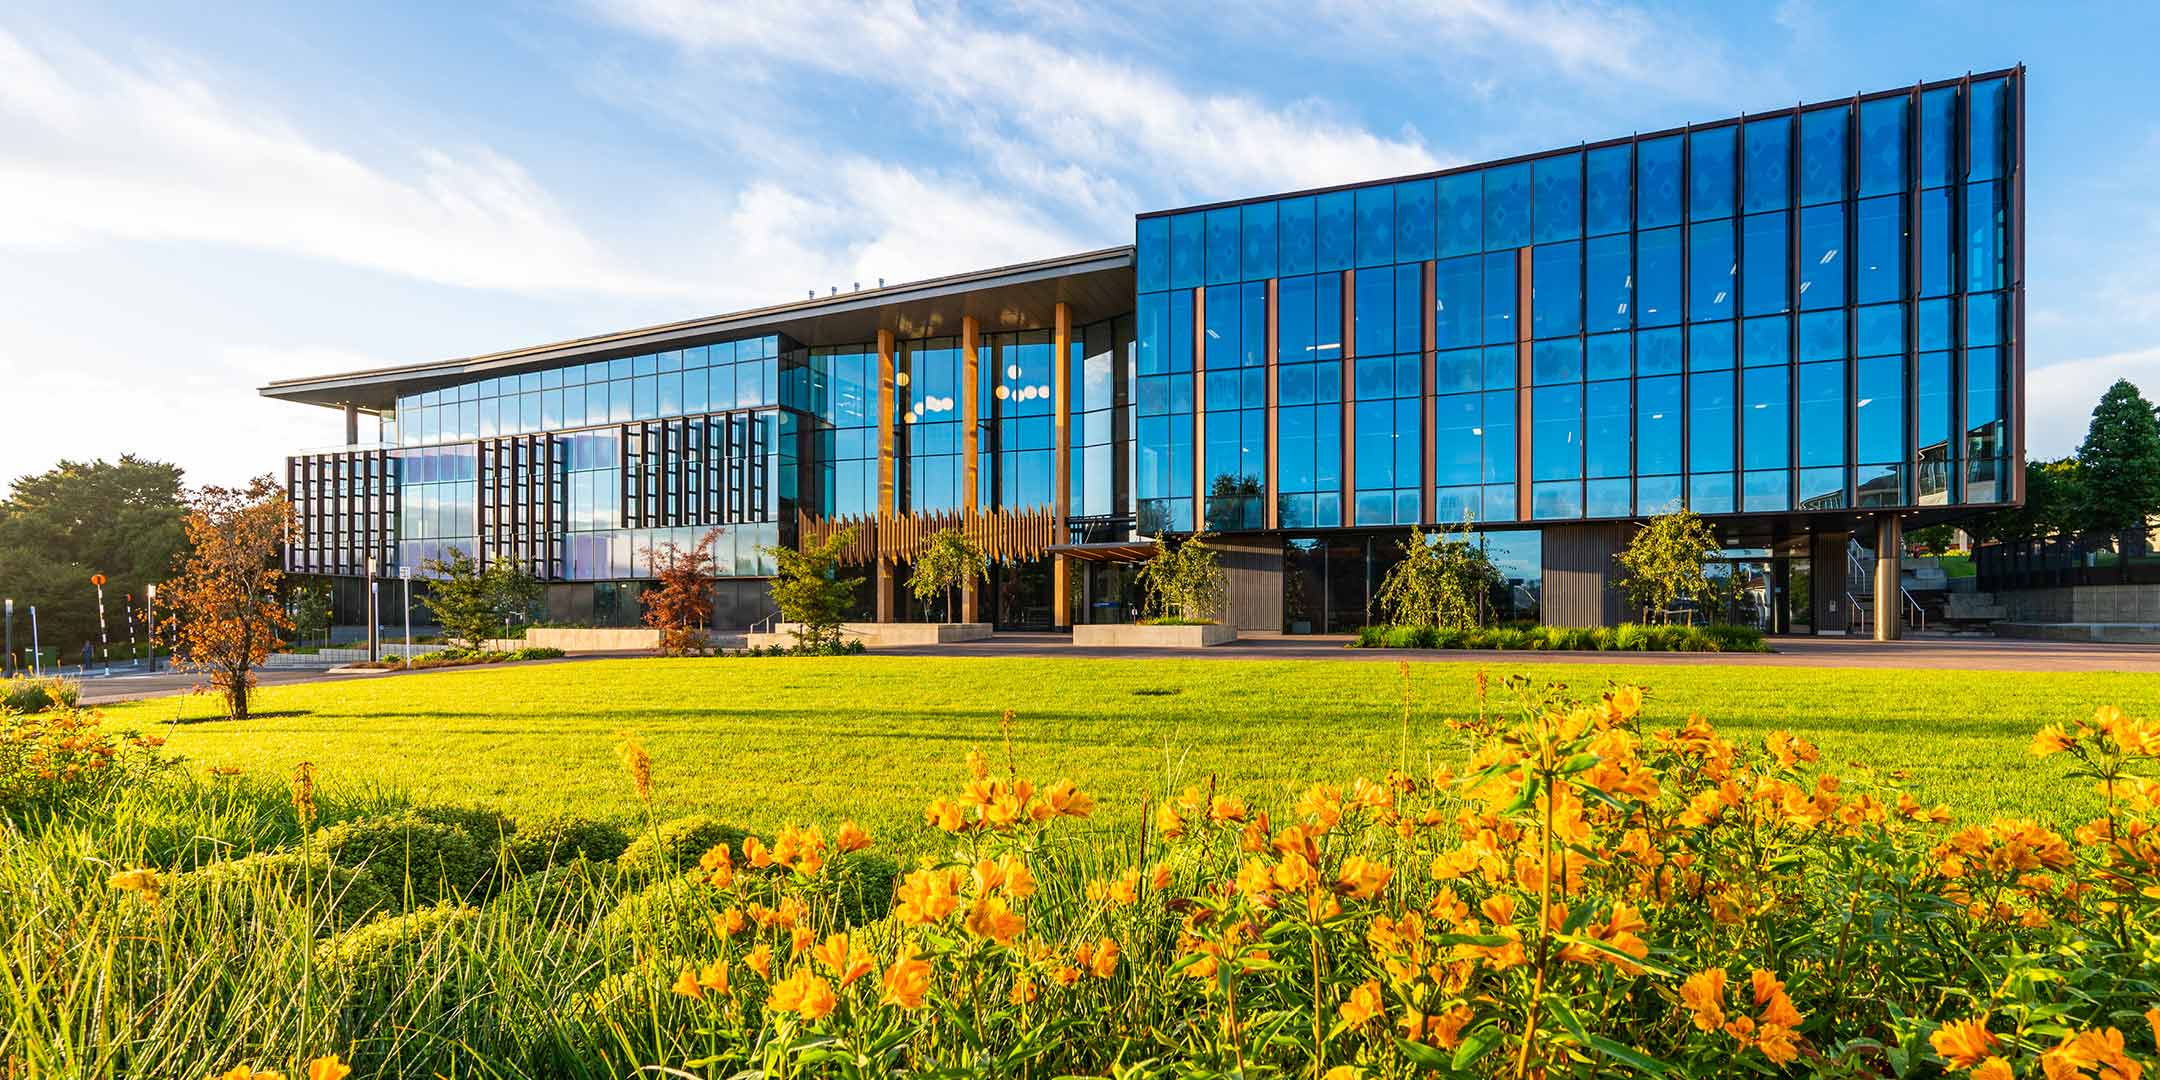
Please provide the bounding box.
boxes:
[81,640,94,673]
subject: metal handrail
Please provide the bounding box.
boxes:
[1901,587,1927,634]
[1845,592,1867,634]
[750,612,778,634]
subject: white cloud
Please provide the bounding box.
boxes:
[0,28,683,298]
[2025,348,2160,460]
[590,0,1446,205]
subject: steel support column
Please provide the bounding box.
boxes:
[1874,516,1903,641]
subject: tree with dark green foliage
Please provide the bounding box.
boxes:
[0,456,189,652]
[761,527,863,652]
[908,529,989,622]
[1970,458,2083,545]
[420,550,544,649]
[1134,532,1227,623]
[287,576,335,647]
[2074,379,2160,555]
[1614,510,1721,624]
[1373,521,1503,631]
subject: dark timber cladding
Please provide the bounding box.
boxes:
[1541,523,1631,626]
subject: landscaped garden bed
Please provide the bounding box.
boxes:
[1353,622,1769,652]
[13,669,2160,1077]
[340,645,565,671]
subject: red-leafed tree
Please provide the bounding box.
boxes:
[162,476,292,719]
[640,528,723,656]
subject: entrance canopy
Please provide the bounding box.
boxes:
[1046,541,1156,563]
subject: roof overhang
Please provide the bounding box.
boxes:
[1047,541,1158,563]
[261,245,1136,412]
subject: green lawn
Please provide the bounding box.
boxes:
[101,656,2160,841]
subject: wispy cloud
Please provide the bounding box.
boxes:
[0,28,680,298]
[2026,349,2160,460]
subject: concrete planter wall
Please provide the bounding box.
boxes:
[1071,622,1237,648]
[745,622,992,650]
[521,627,663,652]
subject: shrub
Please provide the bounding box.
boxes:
[1613,622,1651,651]
[1349,622,1771,654]
[319,903,478,986]
[489,857,617,930]
[615,816,750,878]
[310,812,488,904]
[510,645,565,661]
[0,705,168,815]
[506,812,630,875]
[2,675,80,714]
[166,848,391,926]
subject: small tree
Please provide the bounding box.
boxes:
[287,576,334,647]
[162,476,291,720]
[908,529,989,622]
[1135,532,1228,623]
[640,528,723,656]
[1615,510,1720,625]
[421,550,542,650]
[1970,458,2082,546]
[2075,379,2160,556]
[1374,521,1503,631]
[762,527,863,653]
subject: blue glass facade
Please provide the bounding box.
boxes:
[1135,71,2020,530]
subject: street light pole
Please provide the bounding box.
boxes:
[145,584,157,673]
[400,565,412,670]
[29,605,40,676]
[365,556,381,663]
[4,598,13,678]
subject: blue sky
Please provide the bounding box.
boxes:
[0,0,2154,486]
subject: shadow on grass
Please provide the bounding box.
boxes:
[161,708,316,726]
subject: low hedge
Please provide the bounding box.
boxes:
[506,811,631,875]
[1,675,80,714]
[165,848,392,926]
[1352,622,1770,653]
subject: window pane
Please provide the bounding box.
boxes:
[1966,181,2007,292]
[1637,135,1683,228]
[1532,242,1581,337]
[1855,302,1903,358]
[1744,469,1790,511]
[1435,256,1480,349]
[1206,207,1240,284]
[1689,370,1734,471]
[1743,115,1790,213]
[1396,179,1436,261]
[1919,188,1953,297]
[1638,328,1682,376]
[1587,332,1629,379]
[1170,212,1205,290]
[1855,195,1905,305]
[1858,95,1908,197]
[1586,144,1631,235]
[1797,203,1845,310]
[1689,218,1734,320]
[1689,127,1736,220]
[1533,151,1582,243]
[1136,216,1169,293]
[1689,320,1733,371]
[1637,375,1681,474]
[1279,196,1317,276]
[1585,234,1631,333]
[1316,191,1354,271]
[1241,201,1277,280]
[1484,163,1531,250]
[1354,184,1394,267]
[1855,355,1904,464]
[1799,466,1846,509]
[1437,172,1482,257]
[1585,379,1630,478]
[1638,227,1681,326]
[1638,473,1684,514]
[1969,77,2008,182]
[1483,390,1516,484]
[1741,211,1788,316]
[1586,478,1630,517]
[1742,316,1789,367]
[1532,339,1581,385]
[1482,252,1517,344]
[1798,360,1845,468]
[1920,86,1958,188]
[1742,366,1788,470]
[1354,267,1394,356]
[1532,384,1582,481]
[1688,473,1734,514]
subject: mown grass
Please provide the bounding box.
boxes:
[103,655,2160,844]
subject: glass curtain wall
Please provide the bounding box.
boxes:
[1135,72,2017,531]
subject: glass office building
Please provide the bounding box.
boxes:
[267,69,2022,635]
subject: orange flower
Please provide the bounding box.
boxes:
[894,868,962,926]
[1750,969,1804,1029]
[879,954,932,1009]
[672,965,704,1000]
[746,943,772,979]
[700,843,736,887]
[812,933,875,987]
[1040,778,1095,818]
[2030,724,2076,757]
[1338,979,1384,1027]
[767,968,837,1021]
[964,895,1025,945]
[924,798,966,832]
[1209,794,1249,823]
[307,1058,351,1080]
[1930,1015,1999,1069]
[1081,936,1119,979]
[1970,1059,2013,1080]
[835,820,872,852]
[1679,967,1727,1032]
[1156,801,1187,840]
[1336,855,1393,900]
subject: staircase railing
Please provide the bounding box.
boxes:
[1845,592,1868,635]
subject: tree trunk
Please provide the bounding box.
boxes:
[226,668,249,720]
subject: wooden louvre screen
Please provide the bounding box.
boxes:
[797,505,1059,566]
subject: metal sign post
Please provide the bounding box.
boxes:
[29,605,40,676]
[4,598,13,678]
[365,557,380,663]
[91,573,109,675]
[400,565,412,670]
[123,593,137,668]
[145,584,158,673]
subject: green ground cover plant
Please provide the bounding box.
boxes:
[6,673,2159,1078]
[1353,624,1770,653]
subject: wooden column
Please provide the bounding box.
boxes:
[1515,247,1533,522]
[876,329,897,622]
[1052,301,1073,627]
[961,316,981,624]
